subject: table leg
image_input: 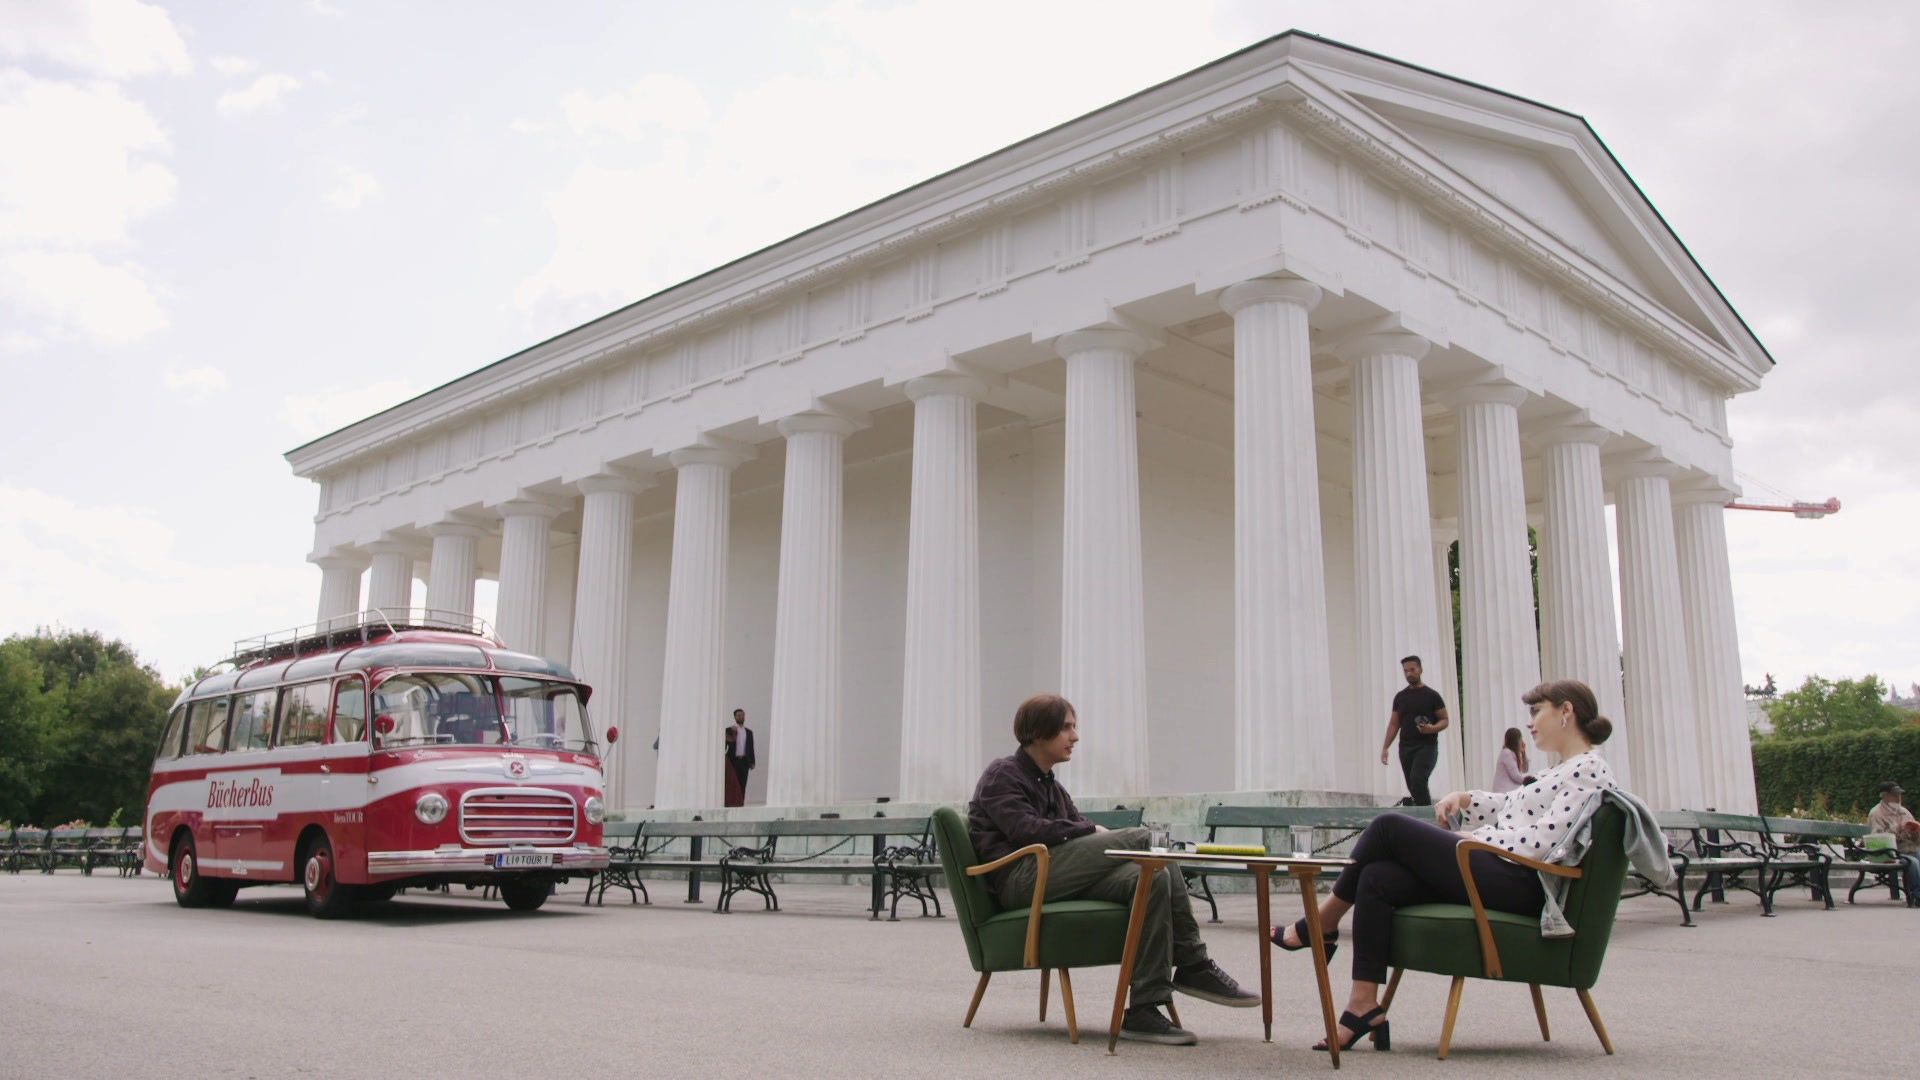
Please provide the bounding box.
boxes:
[1253,865,1273,1042]
[1295,867,1341,1069]
[1106,858,1162,1054]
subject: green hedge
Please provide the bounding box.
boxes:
[1751,725,1920,818]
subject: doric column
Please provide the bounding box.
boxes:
[655,442,751,810]
[494,500,565,653]
[1343,331,1450,797]
[424,521,483,617]
[1221,278,1336,792]
[313,554,365,628]
[1537,426,1629,787]
[767,412,859,807]
[1675,491,1757,812]
[571,474,647,806]
[1449,381,1540,789]
[898,372,987,803]
[1056,329,1151,797]
[1615,464,1704,810]
[364,540,416,617]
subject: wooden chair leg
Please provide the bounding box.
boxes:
[963,973,991,1028]
[1529,983,1550,1041]
[1040,968,1050,1021]
[1060,969,1079,1044]
[1575,988,1615,1054]
[1166,1000,1182,1029]
[1436,976,1465,1060]
[1382,968,1404,1010]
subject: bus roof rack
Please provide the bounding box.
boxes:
[230,609,498,667]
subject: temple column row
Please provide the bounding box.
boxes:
[310,289,1753,812]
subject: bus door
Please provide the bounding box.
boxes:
[211,688,278,873]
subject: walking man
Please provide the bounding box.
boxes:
[1379,655,1447,806]
[967,693,1258,1045]
[723,708,755,807]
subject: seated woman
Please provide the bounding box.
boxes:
[1271,679,1618,1052]
[1491,726,1531,793]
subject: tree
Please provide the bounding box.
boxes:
[1763,674,1912,740]
[0,629,176,825]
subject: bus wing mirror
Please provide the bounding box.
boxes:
[605,726,619,745]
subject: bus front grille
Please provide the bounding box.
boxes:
[459,787,577,845]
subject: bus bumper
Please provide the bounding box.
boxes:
[366,845,609,876]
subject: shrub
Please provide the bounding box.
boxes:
[1751,726,1920,817]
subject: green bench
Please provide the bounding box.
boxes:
[587,822,649,906]
[1760,816,1906,908]
[45,828,92,873]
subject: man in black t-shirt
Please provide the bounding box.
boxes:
[1378,655,1448,805]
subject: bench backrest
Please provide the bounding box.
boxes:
[766,817,931,839]
[1689,811,1766,836]
[639,820,770,839]
[1766,817,1866,842]
[602,822,642,842]
[1083,808,1144,830]
[1651,810,1700,831]
[1202,804,1426,830]
[50,828,89,846]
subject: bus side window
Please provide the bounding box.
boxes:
[156,705,187,761]
[331,677,367,743]
[228,690,275,752]
[187,698,232,755]
[278,682,329,748]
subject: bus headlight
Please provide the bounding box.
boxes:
[414,792,449,825]
[583,796,605,825]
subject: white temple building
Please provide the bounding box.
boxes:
[287,33,1768,814]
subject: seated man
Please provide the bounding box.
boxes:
[1866,780,1920,908]
[967,693,1257,1045]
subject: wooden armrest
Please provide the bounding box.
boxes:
[1454,840,1583,980]
[966,844,1051,968]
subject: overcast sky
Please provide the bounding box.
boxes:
[2,0,1915,698]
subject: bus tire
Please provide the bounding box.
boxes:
[171,834,236,909]
[499,879,551,912]
[300,834,357,919]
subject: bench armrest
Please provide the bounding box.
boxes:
[1454,840,1582,981]
[966,844,1051,968]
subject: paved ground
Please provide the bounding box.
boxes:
[0,871,1912,1078]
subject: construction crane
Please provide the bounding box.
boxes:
[1727,474,1840,519]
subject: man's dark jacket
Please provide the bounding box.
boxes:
[967,749,1094,891]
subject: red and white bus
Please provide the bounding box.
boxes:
[145,612,612,917]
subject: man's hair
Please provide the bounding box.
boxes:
[1400,655,1422,667]
[732,708,745,718]
[1014,693,1075,747]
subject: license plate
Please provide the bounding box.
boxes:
[494,852,553,868]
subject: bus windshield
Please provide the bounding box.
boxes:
[372,672,596,752]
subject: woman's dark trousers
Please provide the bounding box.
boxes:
[1331,814,1545,984]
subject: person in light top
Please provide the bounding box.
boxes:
[1270,679,1621,1053]
[1492,726,1532,793]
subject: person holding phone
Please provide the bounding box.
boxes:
[1379,656,1447,805]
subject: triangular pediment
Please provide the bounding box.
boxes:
[1358,98,1727,347]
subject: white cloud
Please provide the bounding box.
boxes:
[216,72,300,116]
[163,365,228,401]
[324,165,381,209]
[280,380,418,441]
[0,0,191,78]
[0,485,309,682]
[306,0,344,16]
[0,250,165,344]
[0,69,175,247]
[209,55,256,78]
[560,74,711,138]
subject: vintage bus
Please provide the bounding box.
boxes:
[145,612,612,917]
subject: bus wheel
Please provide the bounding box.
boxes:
[301,835,357,919]
[499,880,551,912]
[171,835,235,909]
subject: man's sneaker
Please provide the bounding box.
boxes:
[1119,1004,1197,1046]
[1173,959,1261,1007]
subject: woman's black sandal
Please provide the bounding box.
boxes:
[1316,1007,1390,1052]
[1270,917,1338,960]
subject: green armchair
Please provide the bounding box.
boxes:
[1381,802,1630,1059]
[931,806,1138,1043]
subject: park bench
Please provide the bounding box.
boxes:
[1629,810,1764,925]
[1181,804,1426,921]
[717,816,942,919]
[1760,817,1899,909]
[45,828,93,873]
[585,821,649,906]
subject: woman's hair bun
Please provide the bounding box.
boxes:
[1581,714,1613,745]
